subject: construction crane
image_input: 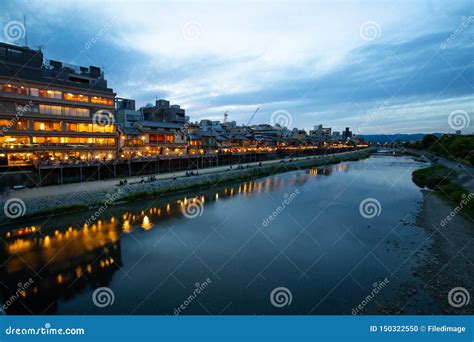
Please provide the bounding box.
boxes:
[223,111,228,123]
[246,107,259,126]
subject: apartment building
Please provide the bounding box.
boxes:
[0,43,118,168]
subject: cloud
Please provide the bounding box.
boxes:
[1,0,473,133]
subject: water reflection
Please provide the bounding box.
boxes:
[0,163,351,314]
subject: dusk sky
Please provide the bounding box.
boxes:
[1,0,473,134]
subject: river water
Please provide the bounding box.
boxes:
[0,155,432,315]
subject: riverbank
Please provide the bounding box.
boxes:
[412,165,474,217]
[415,190,474,314]
[358,152,474,314]
[1,148,377,222]
[388,162,474,314]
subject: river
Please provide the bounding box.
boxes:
[0,154,433,315]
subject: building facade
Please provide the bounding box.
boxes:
[115,98,187,158]
[0,43,118,168]
[142,99,186,125]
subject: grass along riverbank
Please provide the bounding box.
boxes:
[412,165,474,218]
[9,148,377,222]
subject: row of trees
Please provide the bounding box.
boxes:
[403,134,474,166]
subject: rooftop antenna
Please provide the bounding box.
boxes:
[23,14,28,47]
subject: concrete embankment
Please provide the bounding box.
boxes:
[0,148,377,222]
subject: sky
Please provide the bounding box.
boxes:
[1,0,473,134]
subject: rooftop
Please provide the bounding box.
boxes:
[0,42,113,93]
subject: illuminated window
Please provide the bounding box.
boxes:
[92,124,115,133]
[39,105,89,117]
[34,121,61,131]
[0,119,28,130]
[39,104,62,115]
[0,136,30,147]
[63,93,89,103]
[39,89,62,99]
[2,84,28,95]
[91,96,113,106]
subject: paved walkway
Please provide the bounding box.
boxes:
[436,158,474,193]
[2,150,363,201]
[394,148,474,193]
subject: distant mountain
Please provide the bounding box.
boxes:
[360,133,443,143]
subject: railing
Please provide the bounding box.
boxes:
[43,59,105,79]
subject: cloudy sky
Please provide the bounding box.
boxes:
[1,0,473,134]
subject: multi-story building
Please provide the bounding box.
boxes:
[142,99,186,125]
[309,124,331,141]
[115,98,187,158]
[342,127,353,140]
[0,43,118,168]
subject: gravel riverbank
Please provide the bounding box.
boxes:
[414,190,474,314]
